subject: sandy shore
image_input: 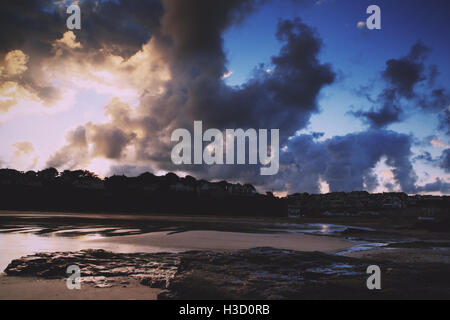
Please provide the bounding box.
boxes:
[0,275,161,300]
[92,230,356,253]
[0,231,355,300]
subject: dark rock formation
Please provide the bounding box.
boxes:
[5,249,180,289]
[160,247,368,300]
[5,248,450,299]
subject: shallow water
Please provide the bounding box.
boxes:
[0,228,187,272]
[0,212,385,273]
[265,223,375,235]
[336,241,389,255]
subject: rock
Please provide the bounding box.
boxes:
[4,249,180,289]
[5,247,450,299]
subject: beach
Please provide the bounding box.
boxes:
[1,212,450,299]
[91,230,355,253]
[0,227,356,300]
[0,276,162,300]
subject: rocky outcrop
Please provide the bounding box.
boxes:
[5,249,180,289]
[160,247,369,299]
[5,247,450,299]
[5,248,369,298]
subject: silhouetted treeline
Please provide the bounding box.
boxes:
[0,168,285,217]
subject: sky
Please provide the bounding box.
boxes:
[0,0,449,195]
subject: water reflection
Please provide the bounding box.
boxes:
[0,226,182,272]
[265,223,375,235]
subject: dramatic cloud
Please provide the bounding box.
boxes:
[46,101,137,170]
[134,14,335,169]
[0,50,30,112]
[350,89,402,129]
[0,0,162,57]
[280,130,417,194]
[0,0,165,114]
[48,4,335,186]
[351,42,450,129]
[87,123,136,160]
[1,0,447,194]
[383,42,429,99]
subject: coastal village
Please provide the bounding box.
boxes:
[287,191,449,219]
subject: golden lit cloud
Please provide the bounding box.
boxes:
[54,31,83,49]
[1,50,29,77]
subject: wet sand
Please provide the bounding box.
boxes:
[92,230,356,253]
[0,275,162,300]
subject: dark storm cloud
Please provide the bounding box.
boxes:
[351,42,450,129]
[46,1,336,190]
[382,41,429,99]
[0,1,64,106]
[0,0,164,107]
[125,12,336,193]
[88,123,136,159]
[277,129,418,194]
[0,0,163,57]
[138,13,335,168]
[0,0,64,55]
[349,89,402,129]
[76,0,163,58]
[41,1,433,194]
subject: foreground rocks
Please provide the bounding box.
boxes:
[5,249,179,289]
[5,248,450,299]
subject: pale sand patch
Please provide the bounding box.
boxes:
[92,230,356,253]
[0,275,161,300]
